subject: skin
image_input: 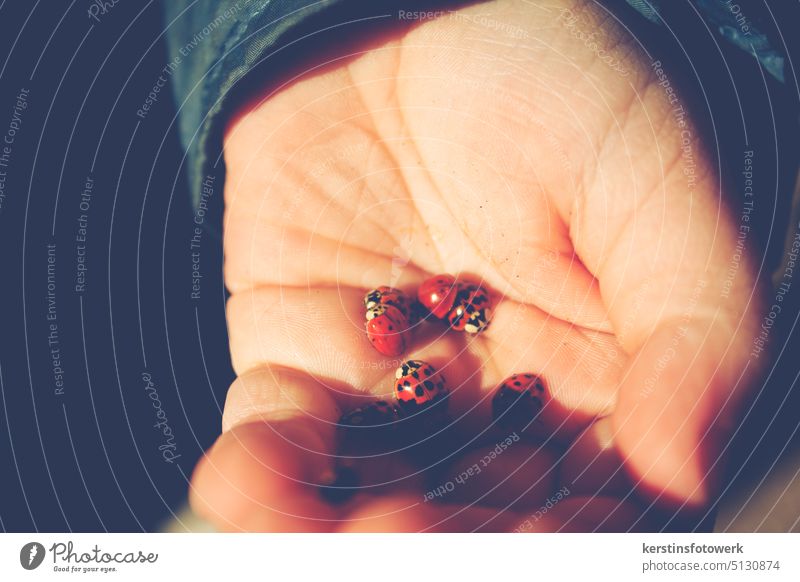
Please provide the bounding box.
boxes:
[189,0,765,531]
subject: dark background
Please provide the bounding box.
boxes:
[0,0,798,531]
[0,1,233,531]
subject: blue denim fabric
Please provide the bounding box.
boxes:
[163,0,347,205]
[626,0,784,82]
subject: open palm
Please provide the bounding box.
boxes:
[190,0,763,532]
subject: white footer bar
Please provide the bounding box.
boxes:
[1,533,797,581]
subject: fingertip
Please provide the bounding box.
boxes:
[612,325,726,511]
[221,366,342,434]
[442,441,558,509]
[190,421,339,532]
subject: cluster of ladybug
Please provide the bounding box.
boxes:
[363,274,492,358]
[340,360,545,434]
[339,274,546,436]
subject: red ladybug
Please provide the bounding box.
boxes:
[394,360,448,409]
[366,305,408,357]
[448,283,492,334]
[417,274,459,319]
[364,286,411,321]
[491,373,545,429]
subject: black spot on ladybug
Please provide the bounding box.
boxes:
[514,381,521,387]
[415,386,425,397]
[424,380,434,391]
[472,294,488,306]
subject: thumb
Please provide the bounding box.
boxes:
[611,306,761,517]
[190,366,343,531]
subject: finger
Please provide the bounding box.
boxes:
[222,365,342,432]
[509,496,647,533]
[558,416,633,497]
[611,319,759,510]
[208,369,435,529]
[190,420,341,532]
[437,439,558,510]
[226,285,396,394]
[192,365,347,532]
[339,450,425,493]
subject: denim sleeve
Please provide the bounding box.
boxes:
[162,0,350,205]
[625,0,786,82]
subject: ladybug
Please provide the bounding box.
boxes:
[366,304,408,357]
[339,400,402,429]
[447,283,492,334]
[491,373,545,429]
[417,274,459,319]
[394,360,448,410]
[364,286,411,321]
